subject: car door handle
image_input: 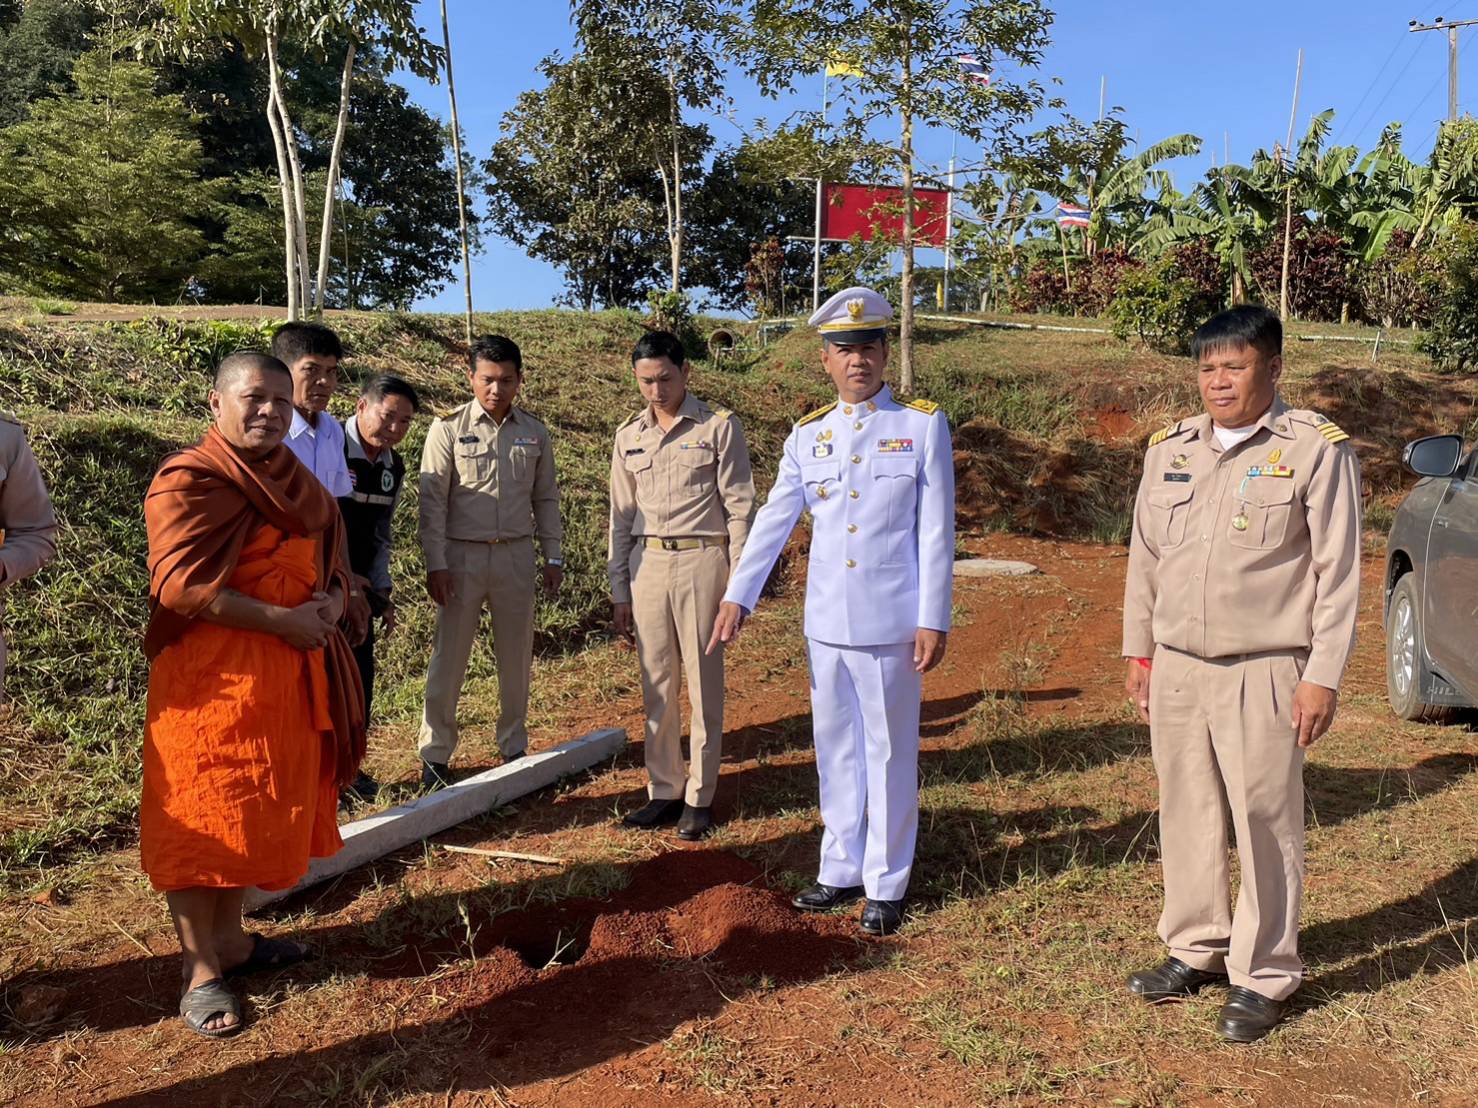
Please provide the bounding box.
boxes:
[1435,516,1450,527]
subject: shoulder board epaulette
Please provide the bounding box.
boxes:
[1148,421,1184,447]
[619,410,644,428]
[517,406,547,427]
[904,398,940,415]
[797,403,836,427]
[713,407,733,420]
[1296,411,1351,445]
[0,410,19,426]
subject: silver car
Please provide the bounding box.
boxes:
[1385,434,1476,720]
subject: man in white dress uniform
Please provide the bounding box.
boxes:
[707,286,955,935]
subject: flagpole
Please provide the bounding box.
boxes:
[813,68,828,313]
[942,132,956,312]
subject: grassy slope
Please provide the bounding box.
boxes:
[0,308,1465,886]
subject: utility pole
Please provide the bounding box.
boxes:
[1410,16,1478,121]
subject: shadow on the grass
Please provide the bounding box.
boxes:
[1303,854,1478,1004]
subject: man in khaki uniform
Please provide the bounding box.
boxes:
[0,414,58,697]
[418,335,562,789]
[1121,305,1361,1043]
[610,331,756,839]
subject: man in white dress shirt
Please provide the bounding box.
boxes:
[708,286,955,935]
[274,321,369,646]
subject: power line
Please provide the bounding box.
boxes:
[1346,35,1426,142]
[1402,63,1451,136]
[1334,36,1412,145]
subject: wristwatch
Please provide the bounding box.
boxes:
[546,558,563,567]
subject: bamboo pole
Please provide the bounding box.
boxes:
[440,0,474,345]
[1279,48,1303,322]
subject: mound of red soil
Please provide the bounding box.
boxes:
[667,882,861,981]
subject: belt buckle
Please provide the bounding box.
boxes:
[661,538,680,552]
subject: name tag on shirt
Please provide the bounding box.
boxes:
[812,443,834,458]
[680,441,712,450]
[876,438,914,454]
[1163,472,1192,482]
[625,447,645,456]
[514,436,540,447]
[457,434,479,444]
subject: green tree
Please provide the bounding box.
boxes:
[0,48,214,301]
[731,0,1055,392]
[484,50,708,309]
[573,0,728,294]
[686,145,823,312]
[0,0,98,126]
[1420,220,1478,371]
[157,0,442,319]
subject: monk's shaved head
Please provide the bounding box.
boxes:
[213,350,292,393]
[210,351,295,460]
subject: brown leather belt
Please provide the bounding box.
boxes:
[640,536,728,551]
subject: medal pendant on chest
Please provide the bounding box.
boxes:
[1232,511,1250,532]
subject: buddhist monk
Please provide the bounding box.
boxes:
[140,351,365,1038]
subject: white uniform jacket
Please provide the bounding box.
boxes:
[724,385,955,646]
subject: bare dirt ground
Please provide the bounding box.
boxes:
[1,533,1475,1106]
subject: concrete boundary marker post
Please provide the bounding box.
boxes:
[244,727,627,911]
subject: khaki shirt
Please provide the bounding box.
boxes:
[607,392,756,604]
[419,401,561,573]
[0,415,58,589]
[0,415,58,696]
[1122,397,1361,690]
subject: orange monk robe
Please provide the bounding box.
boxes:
[140,426,365,892]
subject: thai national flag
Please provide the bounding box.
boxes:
[1056,202,1091,228]
[957,55,991,86]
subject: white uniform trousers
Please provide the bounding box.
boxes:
[806,638,922,902]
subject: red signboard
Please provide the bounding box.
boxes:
[819,183,950,248]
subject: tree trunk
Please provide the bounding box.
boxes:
[267,32,311,312]
[441,0,474,344]
[313,43,356,318]
[264,30,299,320]
[897,24,915,395]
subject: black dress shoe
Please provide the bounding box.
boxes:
[791,883,865,912]
[420,761,452,791]
[859,898,906,936]
[1126,957,1227,1002]
[622,797,684,829]
[345,770,380,802]
[1216,985,1289,1043]
[676,804,712,840]
[502,749,526,764]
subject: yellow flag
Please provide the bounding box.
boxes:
[825,57,863,78]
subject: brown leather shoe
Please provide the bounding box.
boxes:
[1216,985,1289,1042]
[1126,957,1227,1002]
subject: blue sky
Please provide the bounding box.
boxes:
[401,0,1478,313]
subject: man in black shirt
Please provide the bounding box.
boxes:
[340,373,421,802]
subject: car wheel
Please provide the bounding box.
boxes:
[1386,574,1453,723]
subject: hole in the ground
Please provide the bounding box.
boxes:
[506,928,589,970]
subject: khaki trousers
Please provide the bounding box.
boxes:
[630,543,728,807]
[1150,644,1307,1001]
[419,537,535,763]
